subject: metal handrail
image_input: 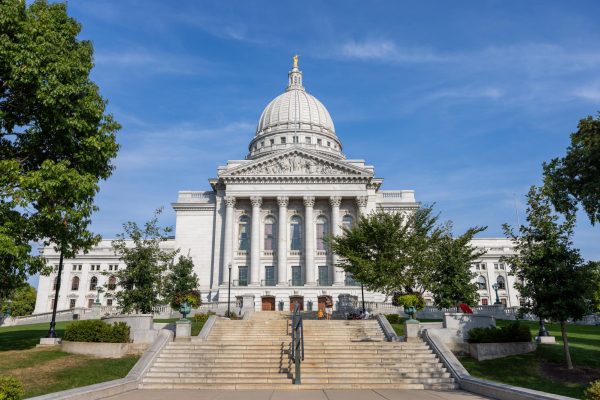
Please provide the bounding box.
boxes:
[290,303,304,384]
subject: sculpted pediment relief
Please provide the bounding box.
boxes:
[223,150,371,178]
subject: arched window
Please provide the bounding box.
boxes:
[264,216,277,251]
[89,276,98,291]
[496,275,506,290]
[290,216,302,250]
[238,215,250,251]
[52,277,58,291]
[71,276,80,291]
[108,276,117,291]
[316,216,329,251]
[342,215,354,230]
[476,275,487,290]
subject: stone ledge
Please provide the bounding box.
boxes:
[469,341,537,361]
[375,314,400,342]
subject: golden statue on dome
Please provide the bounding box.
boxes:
[293,54,299,69]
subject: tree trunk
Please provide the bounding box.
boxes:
[560,320,573,370]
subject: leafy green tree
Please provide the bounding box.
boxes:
[0,284,36,316]
[0,0,120,297]
[503,186,597,369]
[164,255,200,309]
[427,225,486,308]
[110,209,178,314]
[543,113,600,225]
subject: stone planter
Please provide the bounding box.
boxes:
[61,341,131,358]
[469,341,537,361]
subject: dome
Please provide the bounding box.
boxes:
[248,56,343,159]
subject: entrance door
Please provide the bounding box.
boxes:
[317,295,328,312]
[289,296,304,311]
[261,296,275,311]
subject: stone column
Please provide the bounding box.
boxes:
[277,196,289,285]
[222,196,236,285]
[356,196,368,217]
[303,196,316,286]
[329,196,343,286]
[250,196,262,286]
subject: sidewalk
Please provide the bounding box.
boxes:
[106,389,491,400]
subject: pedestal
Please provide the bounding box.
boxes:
[536,336,557,344]
[404,319,420,342]
[176,320,191,341]
[38,337,62,346]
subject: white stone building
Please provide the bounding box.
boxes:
[34,58,520,314]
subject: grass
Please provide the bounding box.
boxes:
[388,318,443,337]
[154,317,207,336]
[460,320,600,399]
[0,321,139,398]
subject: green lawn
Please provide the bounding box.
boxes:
[0,321,72,351]
[460,320,600,399]
[389,318,443,337]
[154,318,206,336]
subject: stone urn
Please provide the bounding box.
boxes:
[405,306,416,320]
[179,301,191,320]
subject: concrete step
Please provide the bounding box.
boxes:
[139,382,458,390]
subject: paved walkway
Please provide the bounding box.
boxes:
[106,389,491,400]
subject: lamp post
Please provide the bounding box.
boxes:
[94,287,103,305]
[361,283,366,314]
[227,262,232,318]
[538,317,550,337]
[492,283,501,305]
[47,249,64,338]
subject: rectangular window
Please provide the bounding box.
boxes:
[88,299,94,308]
[500,298,507,306]
[239,225,249,251]
[281,137,286,144]
[270,139,275,145]
[264,223,274,251]
[317,223,326,251]
[293,136,298,143]
[261,140,264,147]
[78,265,82,271]
[519,297,526,307]
[318,266,329,286]
[481,298,488,306]
[494,263,499,270]
[291,266,302,286]
[290,223,302,251]
[109,265,113,271]
[264,266,275,286]
[106,299,113,306]
[72,265,77,271]
[317,138,322,145]
[238,266,248,287]
[69,299,76,309]
[305,137,311,144]
[327,141,331,147]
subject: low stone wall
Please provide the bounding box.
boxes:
[61,341,133,358]
[469,342,537,361]
[104,314,157,343]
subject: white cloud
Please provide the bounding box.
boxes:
[571,85,600,102]
[340,39,446,63]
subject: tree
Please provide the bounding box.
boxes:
[502,186,597,369]
[543,113,600,225]
[110,209,178,314]
[163,255,200,309]
[0,284,36,316]
[427,225,486,308]
[0,0,120,297]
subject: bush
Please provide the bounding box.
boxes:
[172,290,201,309]
[63,320,131,343]
[468,321,532,343]
[585,379,600,400]
[393,293,426,310]
[0,375,24,400]
[385,314,400,324]
[192,312,214,324]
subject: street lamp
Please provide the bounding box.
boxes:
[94,287,104,305]
[492,283,501,305]
[47,249,65,339]
[227,262,232,318]
[361,283,366,314]
[538,317,549,337]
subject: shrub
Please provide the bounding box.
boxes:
[585,379,600,400]
[172,290,201,309]
[63,320,130,343]
[385,314,400,324]
[468,321,532,343]
[192,312,214,324]
[393,293,426,310]
[0,375,24,400]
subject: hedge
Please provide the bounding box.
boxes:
[468,321,532,343]
[63,320,130,343]
[0,375,24,400]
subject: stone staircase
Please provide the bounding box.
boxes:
[140,312,456,390]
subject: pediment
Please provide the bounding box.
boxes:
[220,149,372,178]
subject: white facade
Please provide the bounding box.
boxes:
[34,58,520,314]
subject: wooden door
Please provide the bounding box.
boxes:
[261,296,275,311]
[289,296,304,311]
[317,296,327,312]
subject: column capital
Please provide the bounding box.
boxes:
[329,196,342,207]
[277,196,289,207]
[250,196,262,207]
[303,196,315,207]
[356,196,368,208]
[224,196,236,207]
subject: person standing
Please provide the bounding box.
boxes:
[325,296,333,320]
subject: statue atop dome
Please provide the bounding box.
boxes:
[293,54,299,69]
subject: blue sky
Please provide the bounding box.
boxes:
[34,1,600,284]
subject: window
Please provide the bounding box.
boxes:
[78,265,82,271]
[476,275,487,290]
[270,139,275,145]
[474,263,486,270]
[342,215,354,230]
[281,137,286,144]
[316,216,328,251]
[238,215,250,251]
[291,266,302,286]
[496,275,506,290]
[317,138,322,145]
[108,276,117,291]
[264,216,276,251]
[109,264,119,271]
[89,276,98,291]
[52,277,58,291]
[519,297,526,307]
[109,265,112,271]
[90,264,98,271]
[305,137,311,144]
[261,140,264,147]
[318,266,329,286]
[50,298,55,311]
[293,136,298,143]
[481,298,489,306]
[264,266,275,286]
[88,299,94,308]
[106,299,113,306]
[500,298,507,306]
[290,216,302,250]
[494,263,505,270]
[69,299,76,309]
[72,265,77,271]
[327,141,331,147]
[71,276,80,291]
[238,266,248,287]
